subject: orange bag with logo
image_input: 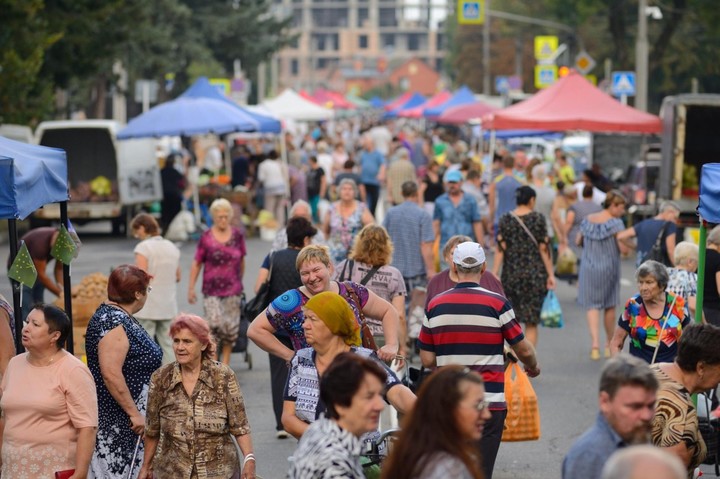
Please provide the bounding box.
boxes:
[502,362,541,442]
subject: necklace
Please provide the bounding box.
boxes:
[28,349,61,367]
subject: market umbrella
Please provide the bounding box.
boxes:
[423,86,476,118]
[117,96,260,139]
[181,77,281,133]
[438,100,498,124]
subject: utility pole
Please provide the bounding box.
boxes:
[483,0,491,95]
[636,0,649,111]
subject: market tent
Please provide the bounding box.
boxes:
[0,135,71,352]
[482,129,562,140]
[398,91,452,118]
[383,92,414,112]
[483,71,662,133]
[118,96,260,139]
[346,94,372,109]
[312,89,356,110]
[181,77,281,133]
[438,100,498,124]
[385,93,426,118]
[263,89,334,121]
[369,96,385,108]
[423,86,476,118]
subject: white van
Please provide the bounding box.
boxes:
[34,120,162,234]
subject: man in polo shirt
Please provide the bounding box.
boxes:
[562,354,658,479]
[418,241,540,479]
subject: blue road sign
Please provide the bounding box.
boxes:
[611,71,636,97]
[495,76,510,94]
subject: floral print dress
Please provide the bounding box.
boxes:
[326,202,367,263]
[498,211,548,325]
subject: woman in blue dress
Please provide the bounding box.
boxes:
[577,191,631,361]
[85,265,162,478]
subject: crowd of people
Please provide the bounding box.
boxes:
[1,119,720,479]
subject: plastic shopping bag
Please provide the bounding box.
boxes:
[555,248,577,276]
[540,290,564,328]
[502,362,541,442]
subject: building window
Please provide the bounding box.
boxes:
[314,34,326,51]
[407,33,421,51]
[379,7,397,27]
[435,58,443,72]
[317,58,329,69]
[437,33,445,50]
[381,33,395,49]
[358,35,368,49]
[357,7,368,27]
[312,7,348,28]
[291,59,299,75]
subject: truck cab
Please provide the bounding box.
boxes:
[34,120,161,234]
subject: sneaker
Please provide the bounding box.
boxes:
[276,430,289,439]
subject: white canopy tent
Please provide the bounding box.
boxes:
[262,89,334,122]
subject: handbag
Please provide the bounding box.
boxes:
[243,254,274,321]
[342,281,378,351]
[698,391,720,474]
[55,471,74,479]
[555,248,577,277]
[540,291,564,328]
[643,222,671,266]
[502,362,541,442]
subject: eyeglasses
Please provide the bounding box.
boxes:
[473,398,491,412]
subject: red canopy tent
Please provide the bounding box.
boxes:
[482,71,662,133]
[383,92,414,111]
[397,91,451,118]
[438,100,498,124]
[312,88,356,109]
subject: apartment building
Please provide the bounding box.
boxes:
[271,0,450,92]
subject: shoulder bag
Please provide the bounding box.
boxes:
[243,254,274,322]
[511,212,540,248]
[342,280,378,351]
[643,222,671,266]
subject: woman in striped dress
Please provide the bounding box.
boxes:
[577,191,631,360]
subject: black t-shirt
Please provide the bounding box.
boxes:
[705,249,720,307]
[306,168,325,198]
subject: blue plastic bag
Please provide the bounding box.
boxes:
[540,291,564,328]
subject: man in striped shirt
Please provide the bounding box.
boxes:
[418,241,540,479]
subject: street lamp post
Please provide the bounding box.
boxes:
[636,0,649,111]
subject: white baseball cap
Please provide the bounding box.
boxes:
[453,241,486,267]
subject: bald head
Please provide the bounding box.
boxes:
[601,446,685,479]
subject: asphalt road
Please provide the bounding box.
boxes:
[2,223,711,478]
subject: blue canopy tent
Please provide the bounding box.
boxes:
[117,96,260,139]
[0,135,71,352]
[384,92,426,119]
[369,96,385,108]
[423,86,476,118]
[695,163,720,323]
[181,77,281,134]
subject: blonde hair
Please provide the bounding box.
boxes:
[442,235,473,260]
[673,241,699,266]
[209,198,233,219]
[349,225,393,266]
[296,244,333,270]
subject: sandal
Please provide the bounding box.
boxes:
[590,348,601,361]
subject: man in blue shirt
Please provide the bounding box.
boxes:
[359,135,386,216]
[433,170,484,267]
[617,201,680,267]
[562,354,658,479]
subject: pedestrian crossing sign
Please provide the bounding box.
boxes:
[534,36,559,61]
[611,71,636,97]
[535,65,558,89]
[458,0,485,24]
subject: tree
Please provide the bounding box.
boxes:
[0,0,60,125]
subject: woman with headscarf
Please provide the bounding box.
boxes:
[281,291,415,443]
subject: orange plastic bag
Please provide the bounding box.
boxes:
[502,362,540,442]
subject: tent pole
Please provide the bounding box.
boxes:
[8,219,23,353]
[60,201,74,353]
[695,219,707,324]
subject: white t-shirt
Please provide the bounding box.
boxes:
[204,146,223,173]
[317,153,334,184]
[134,236,181,320]
[258,159,288,195]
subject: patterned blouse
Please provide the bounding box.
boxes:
[618,292,689,364]
[145,359,251,479]
[194,227,246,297]
[266,282,369,351]
[326,201,367,263]
[667,268,698,311]
[650,364,707,475]
[287,418,365,479]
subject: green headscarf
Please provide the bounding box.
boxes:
[305,291,361,347]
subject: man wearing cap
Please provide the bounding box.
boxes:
[418,241,540,479]
[432,170,484,265]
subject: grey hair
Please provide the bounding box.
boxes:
[659,200,680,214]
[338,178,359,196]
[455,263,483,275]
[395,147,410,159]
[673,241,699,267]
[600,445,685,479]
[709,225,720,247]
[209,198,233,219]
[532,164,547,181]
[635,260,670,290]
[290,199,312,217]
[599,354,658,398]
